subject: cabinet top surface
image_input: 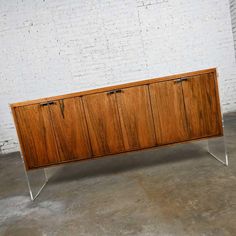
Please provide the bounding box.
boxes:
[10,68,216,108]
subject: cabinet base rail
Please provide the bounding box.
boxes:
[22,135,229,201]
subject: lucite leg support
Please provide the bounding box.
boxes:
[21,155,48,200]
[20,136,228,200]
[207,135,229,166]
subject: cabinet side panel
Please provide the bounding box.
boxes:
[11,107,31,170]
[149,81,189,145]
[213,71,224,135]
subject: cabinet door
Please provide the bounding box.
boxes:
[15,104,60,169]
[49,98,91,162]
[82,92,124,156]
[182,73,223,139]
[116,85,156,150]
[149,80,189,145]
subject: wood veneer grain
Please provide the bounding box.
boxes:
[14,104,60,168]
[49,97,92,162]
[182,72,223,138]
[149,80,190,145]
[82,92,125,156]
[116,85,156,150]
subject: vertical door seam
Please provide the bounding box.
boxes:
[180,82,191,139]
[147,84,158,146]
[114,92,126,151]
[48,101,62,163]
[80,97,93,158]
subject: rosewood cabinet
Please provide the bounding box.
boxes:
[11,68,223,170]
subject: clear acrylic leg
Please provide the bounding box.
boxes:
[21,155,48,200]
[207,115,228,166]
[207,135,228,166]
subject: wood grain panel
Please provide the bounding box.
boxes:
[116,86,156,150]
[49,98,91,162]
[149,80,189,145]
[182,73,223,138]
[82,92,124,156]
[14,104,60,168]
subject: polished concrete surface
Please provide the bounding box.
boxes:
[0,112,236,236]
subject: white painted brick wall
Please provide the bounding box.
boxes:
[230,0,236,52]
[1,0,236,154]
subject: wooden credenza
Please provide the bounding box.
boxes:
[11,68,223,170]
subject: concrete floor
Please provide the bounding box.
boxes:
[0,113,236,236]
